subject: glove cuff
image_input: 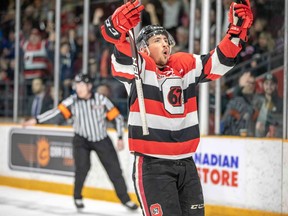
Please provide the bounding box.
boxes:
[227,24,249,42]
[101,17,127,44]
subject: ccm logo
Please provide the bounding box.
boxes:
[105,19,119,37]
[191,204,204,209]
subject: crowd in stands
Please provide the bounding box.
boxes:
[0,0,285,138]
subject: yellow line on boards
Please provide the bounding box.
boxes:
[0,175,138,204]
[206,205,288,216]
[0,175,287,216]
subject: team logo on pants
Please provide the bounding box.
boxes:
[150,203,163,216]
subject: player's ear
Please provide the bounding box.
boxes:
[140,46,150,56]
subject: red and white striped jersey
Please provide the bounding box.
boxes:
[22,40,50,79]
[112,34,242,159]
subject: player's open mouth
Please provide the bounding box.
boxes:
[163,50,169,57]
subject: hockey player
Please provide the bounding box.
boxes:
[101,0,253,215]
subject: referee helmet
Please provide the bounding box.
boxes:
[74,73,92,84]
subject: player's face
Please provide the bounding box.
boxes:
[146,34,171,67]
[75,82,92,99]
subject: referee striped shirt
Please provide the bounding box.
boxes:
[36,92,124,142]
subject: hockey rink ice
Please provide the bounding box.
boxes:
[0,186,141,216]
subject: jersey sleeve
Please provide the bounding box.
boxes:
[172,34,242,84]
[198,34,242,82]
[111,40,145,84]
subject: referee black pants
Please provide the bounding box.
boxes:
[73,134,130,204]
[133,154,204,216]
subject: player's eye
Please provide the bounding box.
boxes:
[153,38,160,43]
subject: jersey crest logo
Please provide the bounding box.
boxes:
[150,203,163,216]
[168,86,182,107]
[162,78,184,115]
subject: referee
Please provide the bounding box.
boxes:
[23,73,138,211]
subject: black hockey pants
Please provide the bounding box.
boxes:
[132,154,204,216]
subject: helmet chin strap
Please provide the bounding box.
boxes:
[141,44,150,56]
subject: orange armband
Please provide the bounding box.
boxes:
[58,104,72,119]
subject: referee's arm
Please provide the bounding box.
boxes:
[104,97,124,140]
[36,95,73,124]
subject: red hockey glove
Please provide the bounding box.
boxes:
[227,0,253,42]
[101,0,144,44]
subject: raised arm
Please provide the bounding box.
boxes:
[191,0,253,83]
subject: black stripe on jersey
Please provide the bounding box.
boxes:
[130,83,197,107]
[128,80,137,107]
[195,54,211,84]
[216,46,237,67]
[143,84,164,102]
[129,83,164,107]
[128,124,200,142]
[197,76,212,83]
[114,47,133,65]
[183,83,197,102]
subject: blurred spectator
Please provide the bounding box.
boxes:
[172,26,189,53]
[1,29,15,60]
[238,18,268,62]
[61,6,77,34]
[209,79,230,135]
[88,56,98,81]
[275,24,284,54]
[209,79,229,116]
[209,8,217,49]
[250,31,275,76]
[161,0,186,40]
[91,7,113,81]
[99,46,113,79]
[0,28,15,82]
[193,7,202,40]
[239,42,255,62]
[253,0,271,18]
[0,68,9,81]
[21,28,52,80]
[21,17,35,41]
[0,1,15,35]
[193,38,201,55]
[221,72,262,136]
[255,74,283,138]
[26,77,53,117]
[96,83,112,98]
[251,17,268,42]
[141,0,163,26]
[49,85,63,103]
[221,0,234,37]
[253,31,275,55]
[60,40,76,98]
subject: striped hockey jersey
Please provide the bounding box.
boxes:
[112,34,242,159]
